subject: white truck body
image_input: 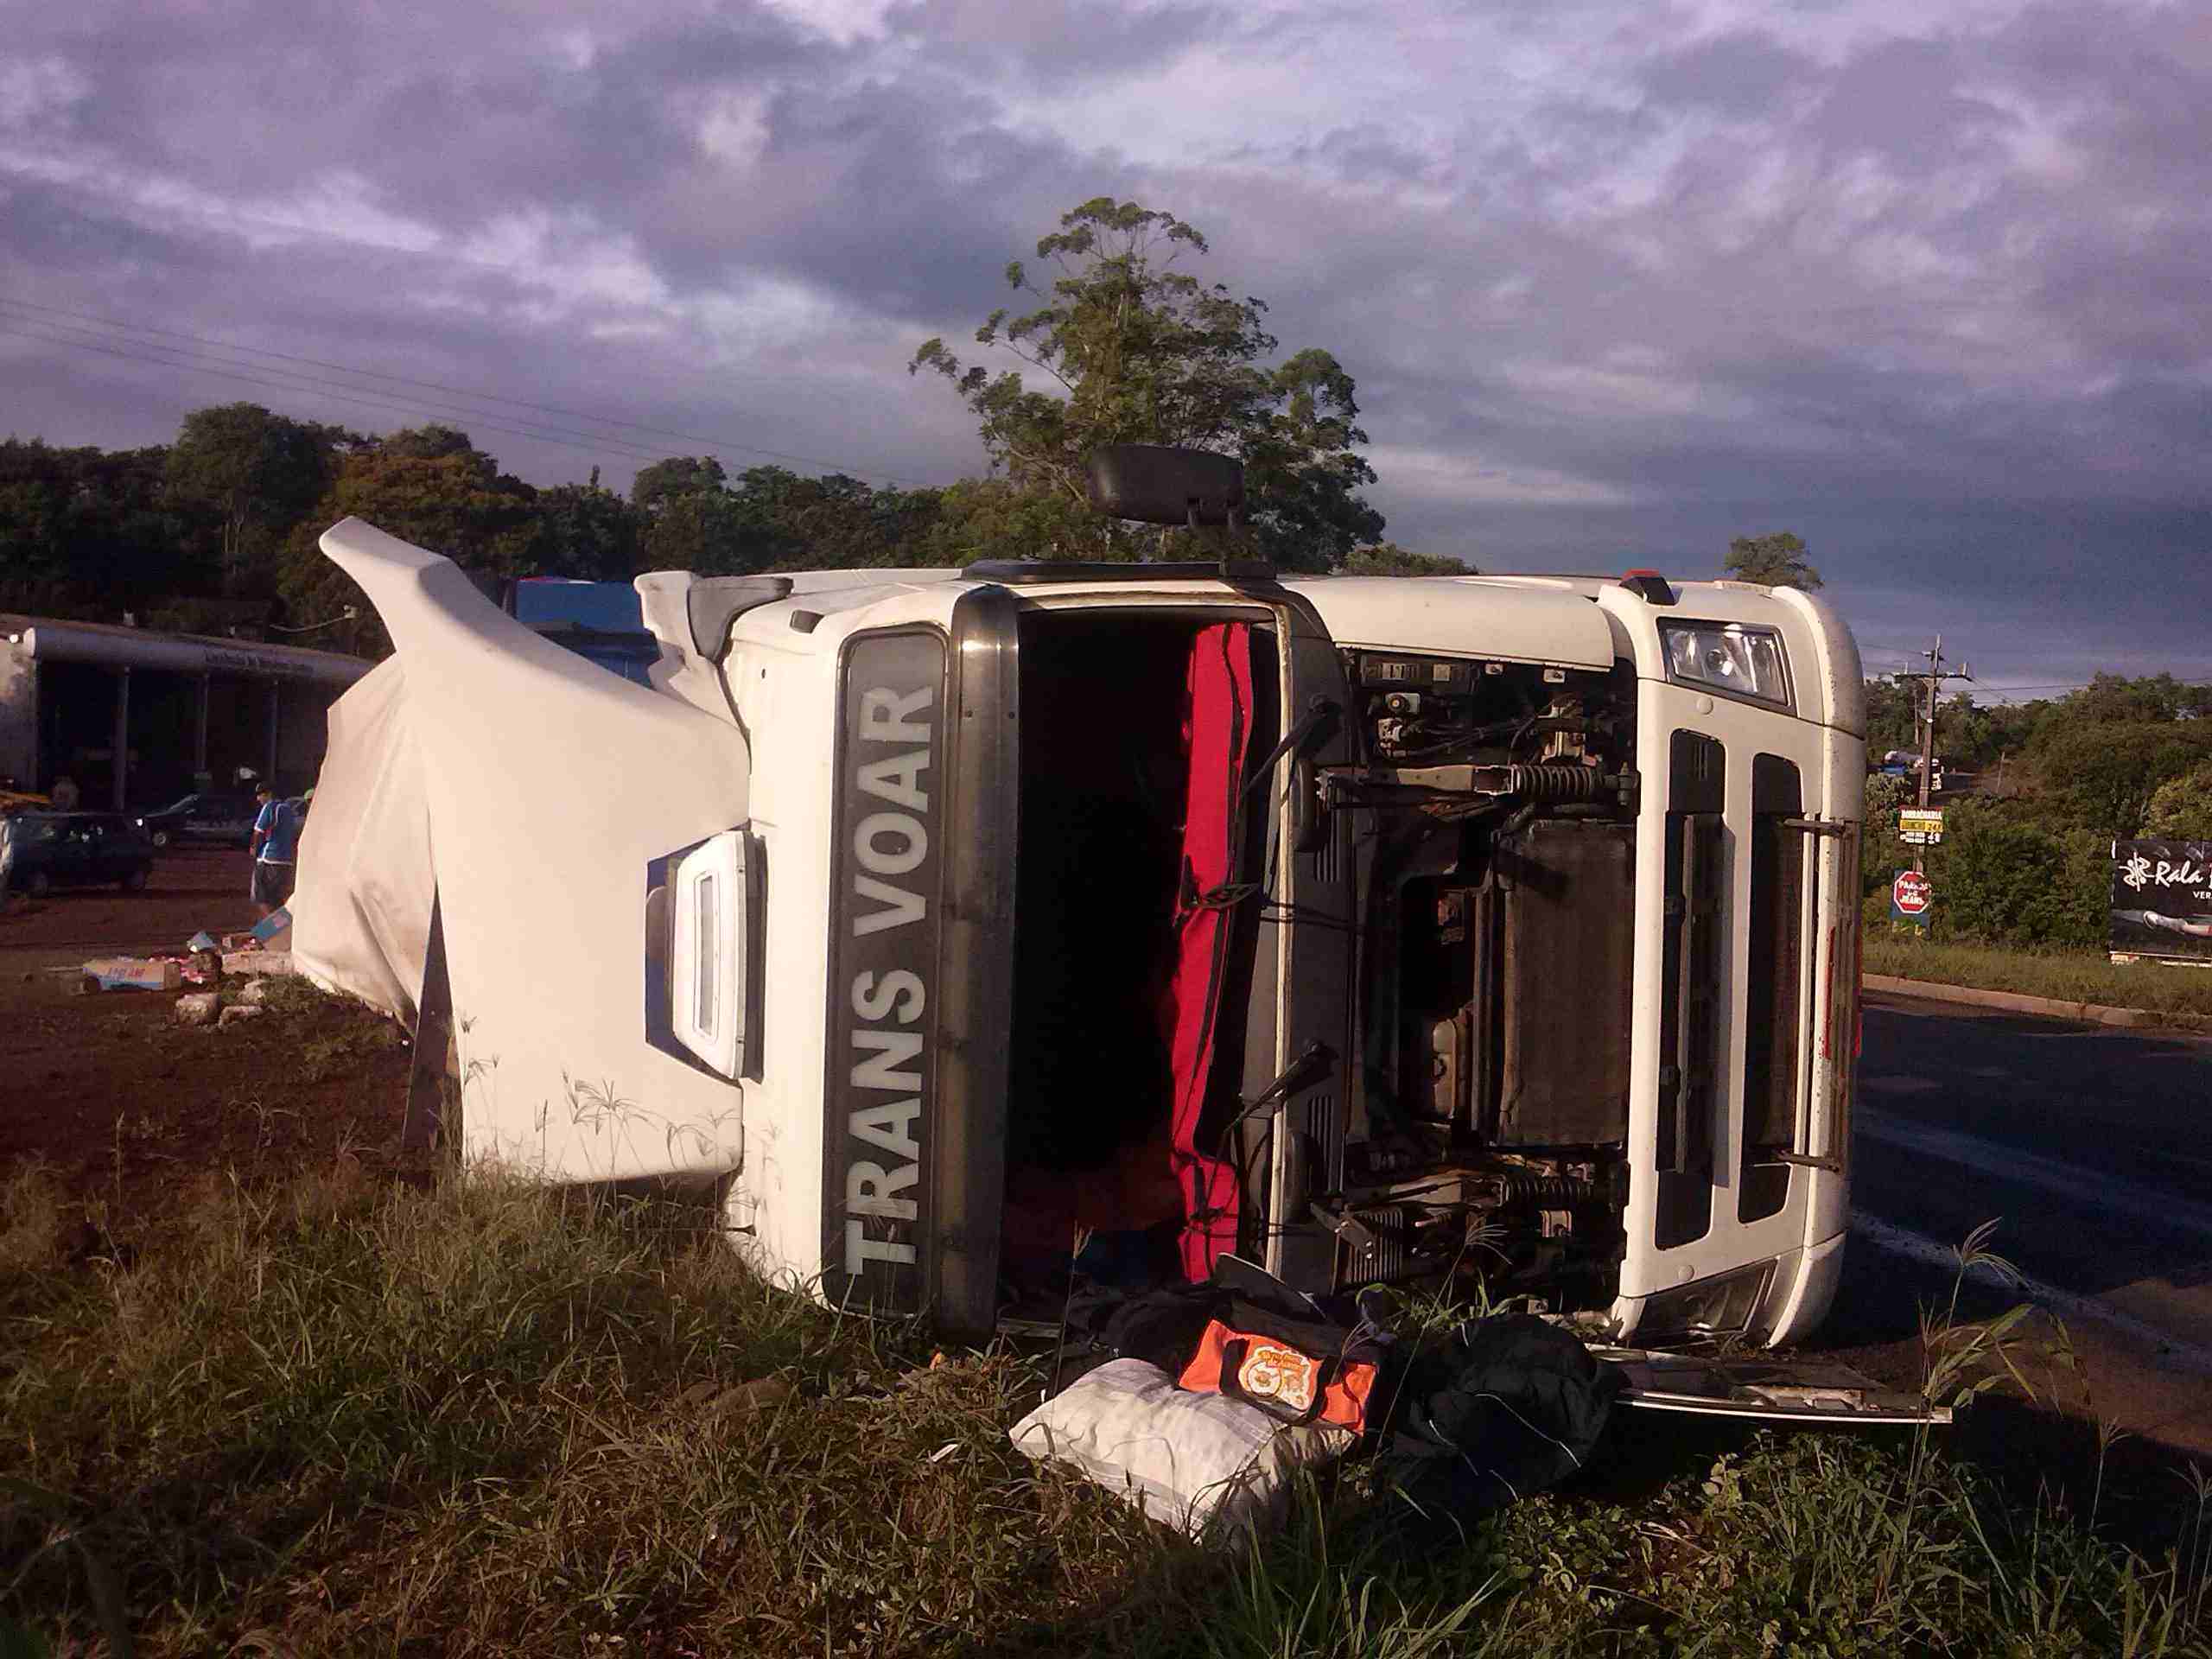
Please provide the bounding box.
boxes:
[299,516,1867,1354]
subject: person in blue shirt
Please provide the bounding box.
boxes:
[250,786,312,918]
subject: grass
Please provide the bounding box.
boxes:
[3,1160,2209,1657]
[1866,932,2212,1020]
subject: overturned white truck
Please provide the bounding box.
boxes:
[296,448,1867,1361]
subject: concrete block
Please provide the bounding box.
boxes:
[173,992,221,1026]
[217,1004,266,1027]
[221,950,297,978]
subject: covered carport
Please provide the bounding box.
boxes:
[0,617,371,808]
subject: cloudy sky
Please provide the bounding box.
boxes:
[4,0,2209,696]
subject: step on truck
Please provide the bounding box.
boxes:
[300,446,1872,1372]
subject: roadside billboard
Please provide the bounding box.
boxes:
[2109,838,2212,963]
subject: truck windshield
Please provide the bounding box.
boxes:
[510,581,643,632]
[509,581,658,684]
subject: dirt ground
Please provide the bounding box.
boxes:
[0,844,263,957]
[0,848,420,1231]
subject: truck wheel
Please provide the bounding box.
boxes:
[121,867,149,893]
[24,870,50,898]
[149,828,171,849]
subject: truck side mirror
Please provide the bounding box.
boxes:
[1084,445,1246,529]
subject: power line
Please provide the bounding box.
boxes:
[4,315,929,492]
[0,319,678,466]
[0,295,918,486]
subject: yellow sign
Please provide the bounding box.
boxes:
[1899,808,1944,846]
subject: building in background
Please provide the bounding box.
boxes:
[0,615,370,809]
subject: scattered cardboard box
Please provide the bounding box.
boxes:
[80,957,183,993]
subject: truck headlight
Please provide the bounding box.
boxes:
[1661,622,1791,710]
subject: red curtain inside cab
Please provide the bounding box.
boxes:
[1163,622,1255,1279]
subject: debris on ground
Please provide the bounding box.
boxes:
[1011,1356,1353,1544]
[79,957,183,993]
[678,1375,796,1421]
[217,1005,266,1027]
[1015,1257,1938,1548]
[219,949,296,978]
[172,993,221,1027]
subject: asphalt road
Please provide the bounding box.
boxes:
[1823,988,2212,1454]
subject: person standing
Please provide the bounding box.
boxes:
[249,785,306,918]
[245,784,274,898]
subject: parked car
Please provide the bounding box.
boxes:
[136,791,261,849]
[0,812,157,896]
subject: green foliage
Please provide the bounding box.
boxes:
[0,440,201,616]
[524,471,640,581]
[1723,531,1821,589]
[2145,763,2212,839]
[1864,682,2044,777]
[1335,542,1471,576]
[918,476,1117,563]
[912,197,1384,570]
[2040,671,2212,728]
[164,404,351,594]
[1936,801,2105,950]
[2031,720,2212,840]
[630,454,728,514]
[629,460,947,574]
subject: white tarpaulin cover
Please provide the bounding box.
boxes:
[293,518,755,1183]
[292,657,434,1023]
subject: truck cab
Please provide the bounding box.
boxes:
[299,453,1866,1355]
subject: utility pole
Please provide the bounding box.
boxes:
[1910,635,1974,874]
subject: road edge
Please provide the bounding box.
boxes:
[1865,973,2209,1033]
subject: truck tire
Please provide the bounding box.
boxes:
[121,866,149,893]
[149,828,172,849]
[24,870,50,899]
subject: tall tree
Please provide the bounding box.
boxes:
[631,455,728,517]
[2031,721,2212,840]
[0,440,200,615]
[164,404,351,594]
[1724,531,1821,590]
[526,470,642,580]
[911,197,1384,570]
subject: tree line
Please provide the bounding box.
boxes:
[1860,671,2212,951]
[3,199,1474,658]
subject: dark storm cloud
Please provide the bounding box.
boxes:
[4,0,2210,689]
[884,0,1234,87]
[1638,30,1815,115]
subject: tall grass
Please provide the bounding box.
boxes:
[3,1161,2206,1656]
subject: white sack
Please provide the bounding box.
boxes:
[1009,1358,1351,1544]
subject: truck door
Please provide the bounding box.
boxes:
[1628,675,1857,1344]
